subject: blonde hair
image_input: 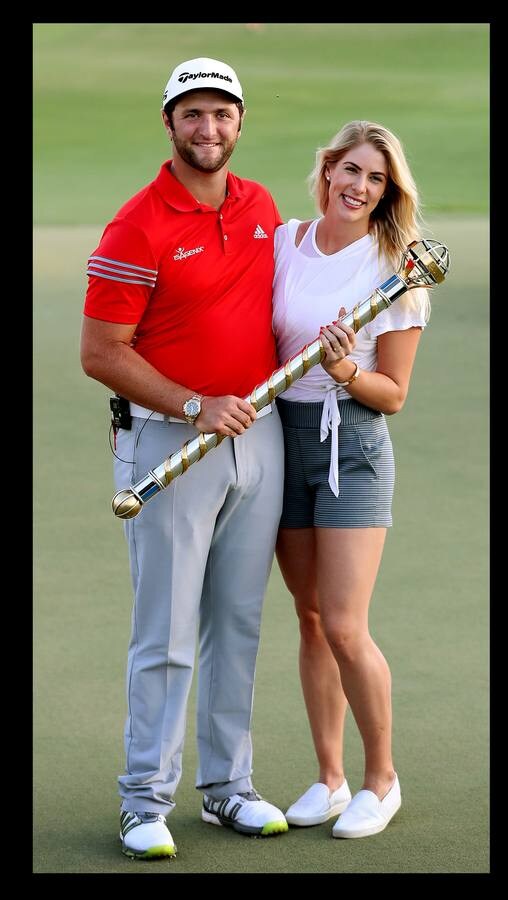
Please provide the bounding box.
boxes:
[308,120,429,319]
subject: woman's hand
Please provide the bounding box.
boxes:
[320,306,356,375]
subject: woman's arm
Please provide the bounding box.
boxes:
[325,327,423,415]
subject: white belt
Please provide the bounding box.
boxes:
[129,402,183,423]
[129,401,273,423]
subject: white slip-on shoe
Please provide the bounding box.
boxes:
[202,789,288,836]
[120,810,177,859]
[286,780,352,826]
[332,774,401,839]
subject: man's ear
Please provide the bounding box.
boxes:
[161,109,174,139]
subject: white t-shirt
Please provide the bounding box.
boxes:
[272,218,429,495]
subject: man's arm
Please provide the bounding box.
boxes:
[80,316,256,436]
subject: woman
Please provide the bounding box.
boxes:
[273,121,430,839]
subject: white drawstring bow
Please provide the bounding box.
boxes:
[320,387,342,497]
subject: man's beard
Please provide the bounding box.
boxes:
[171,133,237,173]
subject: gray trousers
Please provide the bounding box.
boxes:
[114,408,284,814]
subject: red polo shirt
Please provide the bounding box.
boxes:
[84,161,282,397]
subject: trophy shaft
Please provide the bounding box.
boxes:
[112,240,449,518]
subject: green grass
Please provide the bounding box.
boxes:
[34,23,488,223]
[34,23,489,874]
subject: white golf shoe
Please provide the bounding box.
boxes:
[202,789,288,836]
[120,810,177,859]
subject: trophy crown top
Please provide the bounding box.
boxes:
[403,239,450,286]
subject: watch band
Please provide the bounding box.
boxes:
[183,394,203,424]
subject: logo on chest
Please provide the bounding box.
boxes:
[173,245,205,261]
[253,224,268,239]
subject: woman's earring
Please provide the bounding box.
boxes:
[326,174,331,181]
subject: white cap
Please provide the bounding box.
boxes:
[162,57,244,107]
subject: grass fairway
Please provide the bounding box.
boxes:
[34,23,488,223]
[34,24,489,874]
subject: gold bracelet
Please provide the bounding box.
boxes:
[336,362,361,387]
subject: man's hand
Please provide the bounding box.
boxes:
[195,396,257,437]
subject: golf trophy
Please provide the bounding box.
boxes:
[112,238,450,520]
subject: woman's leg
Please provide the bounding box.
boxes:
[276,527,348,789]
[315,527,395,799]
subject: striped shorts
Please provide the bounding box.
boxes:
[277,397,395,528]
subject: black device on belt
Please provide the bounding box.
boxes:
[110,395,132,431]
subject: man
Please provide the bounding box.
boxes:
[80,57,287,859]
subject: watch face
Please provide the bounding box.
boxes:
[185,399,200,417]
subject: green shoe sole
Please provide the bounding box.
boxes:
[122,843,177,859]
[261,820,289,836]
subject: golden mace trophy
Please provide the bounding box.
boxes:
[112,238,450,520]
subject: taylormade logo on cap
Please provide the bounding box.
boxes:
[163,57,243,105]
[178,70,233,85]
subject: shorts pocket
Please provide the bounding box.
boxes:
[354,420,392,477]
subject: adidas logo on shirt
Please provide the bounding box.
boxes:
[253,224,268,239]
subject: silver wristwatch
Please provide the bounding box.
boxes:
[182,394,203,425]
